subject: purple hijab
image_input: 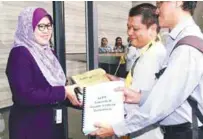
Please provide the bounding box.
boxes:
[13,7,66,86]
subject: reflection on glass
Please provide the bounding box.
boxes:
[97,2,131,79]
[99,37,113,53]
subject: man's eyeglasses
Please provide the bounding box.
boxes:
[37,23,52,31]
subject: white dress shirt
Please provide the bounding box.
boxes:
[130,41,166,93]
[112,17,203,137]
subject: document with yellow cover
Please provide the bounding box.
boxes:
[71,68,110,101]
[82,81,125,135]
[71,68,109,87]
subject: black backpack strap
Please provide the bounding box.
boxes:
[155,36,203,139]
[172,35,203,124]
[190,99,198,139]
[172,36,203,139]
[156,35,203,80]
[187,96,203,124]
[155,67,166,79]
[170,35,203,56]
[187,96,203,139]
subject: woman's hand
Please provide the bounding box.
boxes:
[65,84,82,106]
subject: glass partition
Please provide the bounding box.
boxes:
[97,1,132,78]
[64,1,87,139]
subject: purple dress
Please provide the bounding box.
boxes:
[6,46,70,139]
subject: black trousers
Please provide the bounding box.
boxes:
[161,123,203,139]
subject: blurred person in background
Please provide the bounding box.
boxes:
[99,37,112,53]
[113,37,126,53]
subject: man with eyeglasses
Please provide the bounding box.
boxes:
[90,1,203,139]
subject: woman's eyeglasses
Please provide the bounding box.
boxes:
[37,23,52,31]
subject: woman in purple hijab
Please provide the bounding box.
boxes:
[6,7,81,139]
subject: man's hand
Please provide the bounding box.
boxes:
[106,73,120,81]
[89,123,114,138]
[115,87,141,104]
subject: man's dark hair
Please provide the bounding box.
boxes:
[129,3,160,33]
[182,1,197,15]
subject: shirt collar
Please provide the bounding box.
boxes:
[169,17,195,40]
[137,43,150,55]
[136,36,160,56]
